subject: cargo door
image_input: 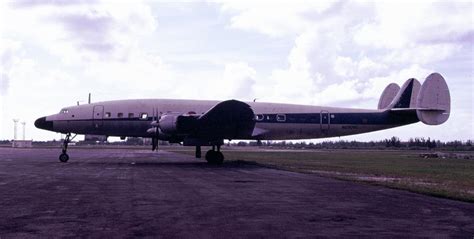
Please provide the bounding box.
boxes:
[320,110,330,136]
[93,105,104,129]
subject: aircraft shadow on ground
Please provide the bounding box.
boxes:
[74,159,263,170]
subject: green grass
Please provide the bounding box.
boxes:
[171,148,474,202]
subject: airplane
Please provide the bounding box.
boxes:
[35,72,450,164]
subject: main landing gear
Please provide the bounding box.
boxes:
[59,133,76,162]
[204,145,224,165]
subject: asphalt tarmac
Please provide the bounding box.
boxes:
[0,147,473,238]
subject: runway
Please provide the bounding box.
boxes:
[0,147,473,238]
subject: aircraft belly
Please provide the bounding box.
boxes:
[255,123,322,140]
[99,120,150,137]
[55,120,92,134]
[57,120,150,137]
[329,124,400,137]
[255,123,402,140]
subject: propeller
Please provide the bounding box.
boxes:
[151,108,159,151]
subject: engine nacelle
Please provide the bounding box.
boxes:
[158,113,199,136]
[159,114,179,135]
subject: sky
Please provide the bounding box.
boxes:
[0,0,473,142]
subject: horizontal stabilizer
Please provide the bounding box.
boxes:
[378,83,400,109]
[416,73,450,125]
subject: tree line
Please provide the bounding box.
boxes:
[231,137,474,151]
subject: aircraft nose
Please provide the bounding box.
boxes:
[34,117,54,131]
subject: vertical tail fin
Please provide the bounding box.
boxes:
[387,78,421,109]
[416,73,450,125]
[378,83,400,109]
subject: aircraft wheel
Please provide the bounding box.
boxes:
[205,150,224,165]
[205,150,215,162]
[59,153,69,163]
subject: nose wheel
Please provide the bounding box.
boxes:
[59,153,69,162]
[205,145,224,165]
[59,133,76,163]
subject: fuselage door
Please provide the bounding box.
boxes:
[93,105,104,129]
[320,110,330,136]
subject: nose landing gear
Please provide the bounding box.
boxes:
[59,133,76,162]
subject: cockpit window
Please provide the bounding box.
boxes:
[60,109,69,114]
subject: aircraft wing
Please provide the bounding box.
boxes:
[193,100,256,140]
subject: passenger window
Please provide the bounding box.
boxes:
[277,114,286,122]
[255,114,264,121]
[105,112,111,118]
[128,113,134,118]
[140,113,148,120]
[117,113,123,118]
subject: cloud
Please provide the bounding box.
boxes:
[0,0,159,95]
[81,52,179,99]
[0,73,9,95]
[0,39,22,95]
[353,2,473,49]
[57,12,115,53]
[218,1,335,37]
[10,0,98,8]
[219,1,472,110]
[2,0,157,62]
[221,62,257,100]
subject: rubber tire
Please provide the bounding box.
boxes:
[205,150,215,163]
[59,153,69,162]
[205,150,224,165]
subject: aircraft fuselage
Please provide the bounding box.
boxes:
[36,99,419,140]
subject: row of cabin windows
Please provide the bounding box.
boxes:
[255,114,286,122]
[103,112,148,120]
[255,114,335,122]
[61,109,149,120]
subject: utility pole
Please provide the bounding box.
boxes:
[21,122,26,140]
[12,119,19,140]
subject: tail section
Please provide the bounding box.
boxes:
[380,72,450,125]
[416,73,450,125]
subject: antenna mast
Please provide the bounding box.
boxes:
[21,122,26,140]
